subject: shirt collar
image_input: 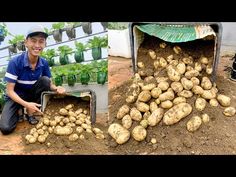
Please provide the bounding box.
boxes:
[23,51,44,68]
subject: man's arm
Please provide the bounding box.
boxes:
[6,82,42,114]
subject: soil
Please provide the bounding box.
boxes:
[108,35,236,155]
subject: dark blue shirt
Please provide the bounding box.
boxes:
[4,51,51,97]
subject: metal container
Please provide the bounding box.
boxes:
[41,89,96,124]
[129,22,222,82]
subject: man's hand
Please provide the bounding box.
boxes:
[26,102,43,115]
[56,86,66,94]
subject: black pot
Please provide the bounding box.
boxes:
[66,27,76,40]
[101,22,108,31]
[0,35,5,42]
[53,29,62,43]
[16,41,26,51]
[81,22,92,35]
[231,69,236,81]
[9,44,17,53]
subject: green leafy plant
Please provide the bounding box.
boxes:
[97,60,108,85]
[52,22,65,30]
[74,41,87,63]
[40,49,56,67]
[8,34,25,45]
[0,23,11,39]
[79,64,94,85]
[57,45,73,65]
[108,22,128,30]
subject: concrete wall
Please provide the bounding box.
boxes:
[221,22,236,55]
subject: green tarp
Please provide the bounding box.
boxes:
[136,24,211,43]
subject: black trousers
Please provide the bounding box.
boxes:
[0,76,51,135]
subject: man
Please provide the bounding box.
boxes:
[0,25,66,135]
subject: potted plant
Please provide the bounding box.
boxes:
[65,22,77,40]
[57,45,73,65]
[81,22,92,35]
[74,41,87,63]
[67,71,77,87]
[0,23,9,43]
[8,34,25,53]
[51,22,65,43]
[87,35,107,60]
[97,60,108,85]
[79,64,93,85]
[40,49,56,67]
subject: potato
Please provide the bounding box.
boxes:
[178,90,193,98]
[54,116,63,123]
[68,111,76,117]
[69,134,79,141]
[143,111,151,120]
[126,95,137,104]
[171,82,183,93]
[194,62,202,72]
[182,57,193,65]
[130,107,142,121]
[59,108,68,116]
[108,123,130,144]
[223,107,236,117]
[81,123,88,129]
[173,97,186,105]
[186,66,194,71]
[200,57,209,65]
[160,100,173,109]
[153,60,160,69]
[206,65,213,75]
[37,135,46,143]
[48,127,53,134]
[37,129,44,135]
[185,70,199,79]
[117,105,130,119]
[65,104,74,110]
[96,134,105,140]
[176,62,186,74]
[186,116,202,132]
[32,131,39,138]
[136,102,149,112]
[155,98,161,105]
[132,126,147,141]
[160,42,167,49]
[156,77,169,83]
[138,91,152,102]
[191,77,200,86]
[173,46,182,54]
[36,122,43,129]
[195,98,207,111]
[150,102,158,112]
[42,125,48,131]
[169,60,179,66]
[151,138,157,144]
[140,119,149,129]
[63,118,70,124]
[122,115,132,129]
[158,81,169,91]
[163,103,192,125]
[159,57,167,68]
[50,120,57,127]
[151,87,162,98]
[86,129,93,133]
[83,110,88,115]
[54,126,73,136]
[93,128,103,135]
[148,108,164,126]
[167,66,181,82]
[209,99,219,107]
[192,85,204,95]
[148,49,156,59]
[76,127,84,134]
[201,114,210,123]
[138,62,145,68]
[141,83,156,91]
[69,116,76,123]
[181,77,193,90]
[159,90,175,102]
[201,89,217,100]
[79,134,85,140]
[201,77,212,90]
[28,136,37,144]
[167,54,174,61]
[85,119,91,125]
[42,118,50,126]
[75,108,83,115]
[217,94,231,107]
[29,128,37,135]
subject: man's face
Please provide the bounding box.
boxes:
[25,34,46,57]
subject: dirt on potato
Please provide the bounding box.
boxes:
[108,35,236,155]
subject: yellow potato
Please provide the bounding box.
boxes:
[182,57,193,65]
[201,114,210,123]
[163,103,192,125]
[140,119,149,129]
[191,77,200,86]
[201,89,217,100]
[122,115,132,129]
[223,107,236,117]
[217,94,231,107]
[200,57,209,65]
[151,87,162,98]
[160,100,173,109]
[177,90,193,98]
[160,42,167,49]
[192,85,204,95]
[171,82,183,93]
[130,107,142,121]
[68,134,79,141]
[185,70,199,79]
[136,102,150,112]
[54,126,73,135]
[176,62,186,75]
[148,49,156,60]
[167,66,181,82]
[181,77,193,90]
[194,62,202,72]
[173,46,182,54]
[59,108,68,116]
[195,98,206,111]
[117,105,130,119]
[201,77,212,90]
[173,97,186,105]
[148,108,164,126]
[209,99,219,107]
[108,123,130,144]
[138,91,152,102]
[150,102,158,113]
[132,126,147,141]
[186,116,202,132]
[159,90,175,101]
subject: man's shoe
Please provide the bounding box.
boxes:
[26,115,39,125]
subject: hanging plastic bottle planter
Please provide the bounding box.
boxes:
[81,22,92,35]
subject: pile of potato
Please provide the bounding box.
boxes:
[25,104,104,144]
[108,42,236,145]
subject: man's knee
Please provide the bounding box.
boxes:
[0,125,15,135]
[38,76,51,88]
